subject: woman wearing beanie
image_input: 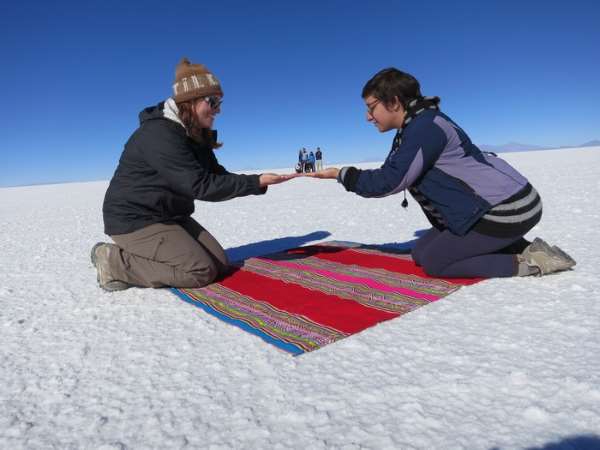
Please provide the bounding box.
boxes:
[92,58,293,291]
[306,68,576,278]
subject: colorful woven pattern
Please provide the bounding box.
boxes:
[172,241,482,355]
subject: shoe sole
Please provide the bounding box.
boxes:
[526,238,575,275]
[551,246,576,267]
[538,239,576,269]
[101,280,131,292]
[534,239,576,267]
[530,238,553,254]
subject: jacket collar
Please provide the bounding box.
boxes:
[163,97,184,126]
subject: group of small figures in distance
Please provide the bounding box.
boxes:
[296,147,323,173]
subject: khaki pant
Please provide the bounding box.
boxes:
[108,217,229,288]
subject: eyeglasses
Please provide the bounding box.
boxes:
[203,95,223,110]
[366,99,380,115]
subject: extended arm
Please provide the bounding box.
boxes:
[336,117,447,197]
[139,121,265,201]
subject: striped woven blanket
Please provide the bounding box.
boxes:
[172,241,481,355]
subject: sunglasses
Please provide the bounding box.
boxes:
[203,95,223,110]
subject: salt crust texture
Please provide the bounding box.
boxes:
[1,148,599,449]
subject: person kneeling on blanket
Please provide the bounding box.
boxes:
[306,68,576,278]
[92,57,294,292]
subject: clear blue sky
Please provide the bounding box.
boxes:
[1,0,599,186]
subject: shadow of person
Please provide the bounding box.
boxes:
[225,230,331,262]
[413,228,429,238]
[494,434,600,450]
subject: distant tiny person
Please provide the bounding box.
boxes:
[300,147,308,172]
[306,67,575,278]
[315,147,323,171]
[93,57,293,291]
[307,151,316,172]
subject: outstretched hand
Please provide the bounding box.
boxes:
[303,167,340,179]
[259,172,299,187]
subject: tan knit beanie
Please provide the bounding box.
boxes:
[172,57,223,103]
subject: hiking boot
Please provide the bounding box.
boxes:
[520,238,575,275]
[91,242,131,292]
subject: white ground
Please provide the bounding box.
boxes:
[1,148,599,449]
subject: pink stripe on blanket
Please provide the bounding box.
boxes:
[262,258,441,302]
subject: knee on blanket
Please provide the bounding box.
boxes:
[420,256,448,277]
[411,248,422,267]
[174,262,219,288]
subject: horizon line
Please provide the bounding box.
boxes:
[2,145,599,189]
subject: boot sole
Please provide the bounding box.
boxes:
[551,246,576,267]
[526,239,575,275]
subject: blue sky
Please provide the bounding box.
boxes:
[1,0,599,186]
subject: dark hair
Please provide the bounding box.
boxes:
[176,99,222,149]
[361,68,422,109]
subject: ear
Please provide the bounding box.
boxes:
[192,98,201,112]
[391,96,404,112]
[383,96,403,112]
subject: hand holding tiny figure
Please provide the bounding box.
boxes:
[303,167,340,180]
[259,173,299,187]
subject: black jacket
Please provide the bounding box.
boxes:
[103,101,265,235]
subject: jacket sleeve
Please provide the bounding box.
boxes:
[137,120,265,201]
[206,149,231,175]
[339,116,447,198]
